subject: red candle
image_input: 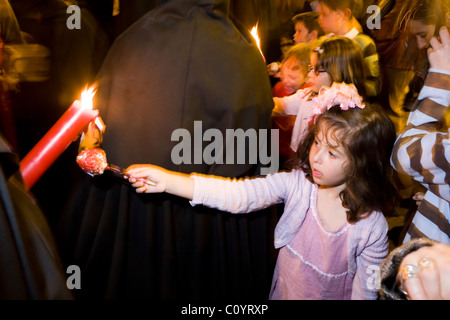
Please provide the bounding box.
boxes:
[20,88,99,189]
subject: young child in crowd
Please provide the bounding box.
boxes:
[125,83,397,300]
[267,11,322,79]
[292,11,324,44]
[272,43,311,98]
[271,43,311,166]
[272,36,367,153]
[316,0,381,98]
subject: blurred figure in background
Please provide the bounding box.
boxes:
[9,0,109,231]
[0,0,23,153]
[0,132,72,299]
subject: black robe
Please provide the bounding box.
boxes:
[0,135,72,299]
[57,0,280,300]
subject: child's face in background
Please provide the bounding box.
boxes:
[309,122,348,189]
[293,22,313,44]
[279,55,308,92]
[307,52,332,93]
[316,2,342,34]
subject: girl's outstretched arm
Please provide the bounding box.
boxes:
[125,164,194,200]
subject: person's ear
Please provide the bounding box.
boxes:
[342,8,352,20]
[308,30,319,41]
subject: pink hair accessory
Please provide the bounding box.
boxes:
[312,82,365,115]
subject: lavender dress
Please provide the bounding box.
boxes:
[269,188,353,299]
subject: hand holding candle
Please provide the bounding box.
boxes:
[19,87,99,189]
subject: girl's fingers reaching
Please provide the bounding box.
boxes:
[130,179,144,188]
[125,164,161,179]
[132,179,161,193]
[125,164,167,193]
[126,166,151,177]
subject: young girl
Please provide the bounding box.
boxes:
[272,36,367,153]
[125,83,397,300]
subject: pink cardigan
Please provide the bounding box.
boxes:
[190,169,389,299]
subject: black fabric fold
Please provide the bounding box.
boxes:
[0,135,72,299]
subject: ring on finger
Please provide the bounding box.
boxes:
[418,257,433,268]
[401,264,419,281]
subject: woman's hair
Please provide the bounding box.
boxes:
[296,103,397,223]
[396,0,449,35]
[313,36,368,99]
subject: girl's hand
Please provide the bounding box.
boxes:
[428,27,450,72]
[125,164,168,193]
[125,164,194,200]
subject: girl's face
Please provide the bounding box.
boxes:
[307,52,332,93]
[279,56,308,92]
[309,123,348,189]
[408,19,436,49]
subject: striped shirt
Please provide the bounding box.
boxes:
[346,28,381,98]
[391,70,450,244]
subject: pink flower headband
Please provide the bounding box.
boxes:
[312,82,365,115]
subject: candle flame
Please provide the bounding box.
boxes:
[81,86,96,110]
[250,23,265,61]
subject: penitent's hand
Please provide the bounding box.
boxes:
[428,27,450,72]
[125,164,194,200]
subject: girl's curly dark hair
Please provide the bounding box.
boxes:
[295,103,398,223]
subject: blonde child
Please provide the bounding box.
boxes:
[125,83,397,300]
[272,43,311,98]
[272,36,367,153]
[271,43,312,166]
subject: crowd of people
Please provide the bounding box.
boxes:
[0,0,448,301]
